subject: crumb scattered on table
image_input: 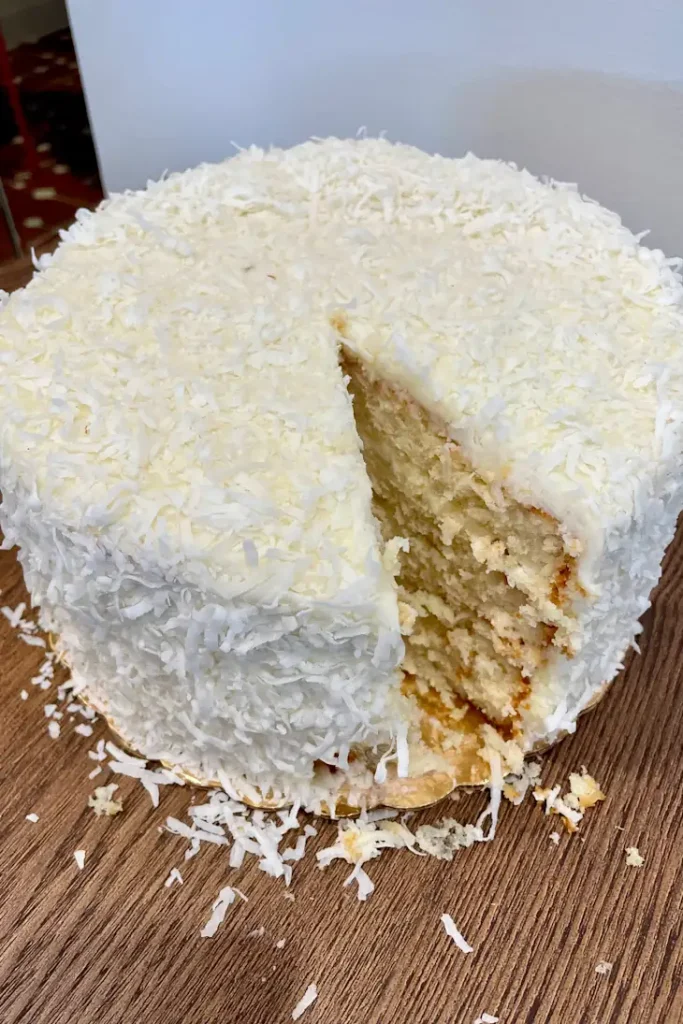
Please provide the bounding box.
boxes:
[625,846,645,867]
[88,783,123,817]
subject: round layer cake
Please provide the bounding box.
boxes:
[1,138,682,810]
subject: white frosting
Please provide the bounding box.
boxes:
[1,137,682,789]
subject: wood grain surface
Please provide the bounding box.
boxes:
[0,267,681,1024]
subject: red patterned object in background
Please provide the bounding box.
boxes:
[0,26,103,263]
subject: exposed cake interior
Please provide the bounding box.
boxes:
[342,348,583,748]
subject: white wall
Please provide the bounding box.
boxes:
[68,0,683,255]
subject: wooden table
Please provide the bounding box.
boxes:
[0,269,681,1024]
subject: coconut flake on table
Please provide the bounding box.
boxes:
[73,849,86,870]
[164,867,183,887]
[200,885,247,938]
[74,723,93,737]
[88,739,107,762]
[595,960,613,975]
[25,812,39,823]
[69,702,97,721]
[1,602,28,629]
[19,689,28,700]
[441,912,474,954]
[108,760,184,808]
[19,632,46,647]
[47,720,60,739]
[477,748,504,841]
[165,815,228,849]
[30,652,56,691]
[292,983,318,1020]
[105,740,145,765]
[316,817,414,901]
[474,1015,499,1024]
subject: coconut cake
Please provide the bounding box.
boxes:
[1,137,682,809]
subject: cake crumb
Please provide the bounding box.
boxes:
[533,768,604,833]
[595,960,613,975]
[415,818,485,860]
[503,760,541,805]
[533,786,581,832]
[625,846,645,867]
[382,535,410,576]
[567,769,606,810]
[88,783,123,817]
[398,600,418,636]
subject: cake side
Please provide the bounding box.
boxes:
[0,463,407,797]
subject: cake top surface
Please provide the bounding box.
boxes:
[0,147,389,603]
[2,137,683,577]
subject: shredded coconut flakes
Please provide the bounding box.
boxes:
[441,912,474,954]
[200,885,247,938]
[292,983,318,1020]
